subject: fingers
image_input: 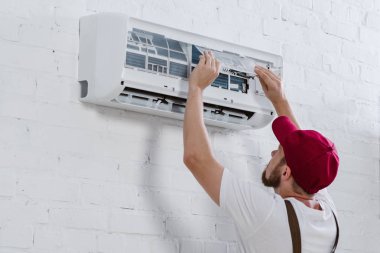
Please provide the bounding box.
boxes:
[197,50,219,79]
[209,52,220,77]
[255,65,270,76]
[205,51,213,67]
[215,59,221,73]
[257,76,268,91]
[255,65,280,82]
[255,67,273,86]
[202,50,219,72]
[210,54,216,70]
[198,51,213,67]
[266,68,281,82]
[198,54,205,65]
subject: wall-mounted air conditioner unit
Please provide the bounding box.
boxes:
[78,13,283,130]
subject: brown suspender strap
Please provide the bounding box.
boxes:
[285,200,302,253]
[285,200,340,253]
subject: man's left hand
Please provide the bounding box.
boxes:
[188,51,221,92]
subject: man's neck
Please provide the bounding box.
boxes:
[276,188,321,210]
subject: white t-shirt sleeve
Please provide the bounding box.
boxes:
[220,168,280,236]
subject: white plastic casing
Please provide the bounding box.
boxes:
[78,13,283,130]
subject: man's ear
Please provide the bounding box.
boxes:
[282,165,292,180]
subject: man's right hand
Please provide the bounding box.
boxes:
[254,65,286,105]
[254,65,301,129]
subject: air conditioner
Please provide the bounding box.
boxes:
[78,13,283,130]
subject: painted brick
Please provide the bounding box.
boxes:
[81,181,137,209]
[360,26,380,48]
[342,42,379,65]
[109,209,165,235]
[33,225,63,250]
[179,239,203,253]
[137,188,191,214]
[17,175,80,202]
[49,207,108,230]
[166,216,216,239]
[61,229,97,252]
[292,0,312,9]
[322,18,358,41]
[366,11,380,31]
[0,199,49,225]
[204,241,228,253]
[97,233,151,253]
[281,6,310,26]
[0,0,379,252]
[361,66,380,85]
[312,0,332,14]
[0,224,33,248]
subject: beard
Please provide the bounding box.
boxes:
[261,164,282,188]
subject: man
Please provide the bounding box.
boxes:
[183,51,339,252]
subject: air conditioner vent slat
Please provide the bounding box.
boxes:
[212,73,229,89]
[126,52,145,68]
[148,57,167,66]
[169,62,188,78]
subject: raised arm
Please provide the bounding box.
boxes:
[254,65,300,129]
[183,51,223,205]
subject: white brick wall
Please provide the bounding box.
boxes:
[0,0,379,252]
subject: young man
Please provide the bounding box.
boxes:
[183,51,339,252]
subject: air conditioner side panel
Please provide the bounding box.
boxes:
[78,13,127,102]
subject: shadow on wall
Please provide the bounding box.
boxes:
[95,104,183,249]
[98,105,199,250]
[137,114,231,251]
[140,117,182,249]
[85,99,237,250]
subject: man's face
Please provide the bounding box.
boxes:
[261,146,286,188]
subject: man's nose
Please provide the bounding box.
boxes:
[271,150,276,157]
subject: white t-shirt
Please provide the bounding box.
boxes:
[220,168,338,253]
